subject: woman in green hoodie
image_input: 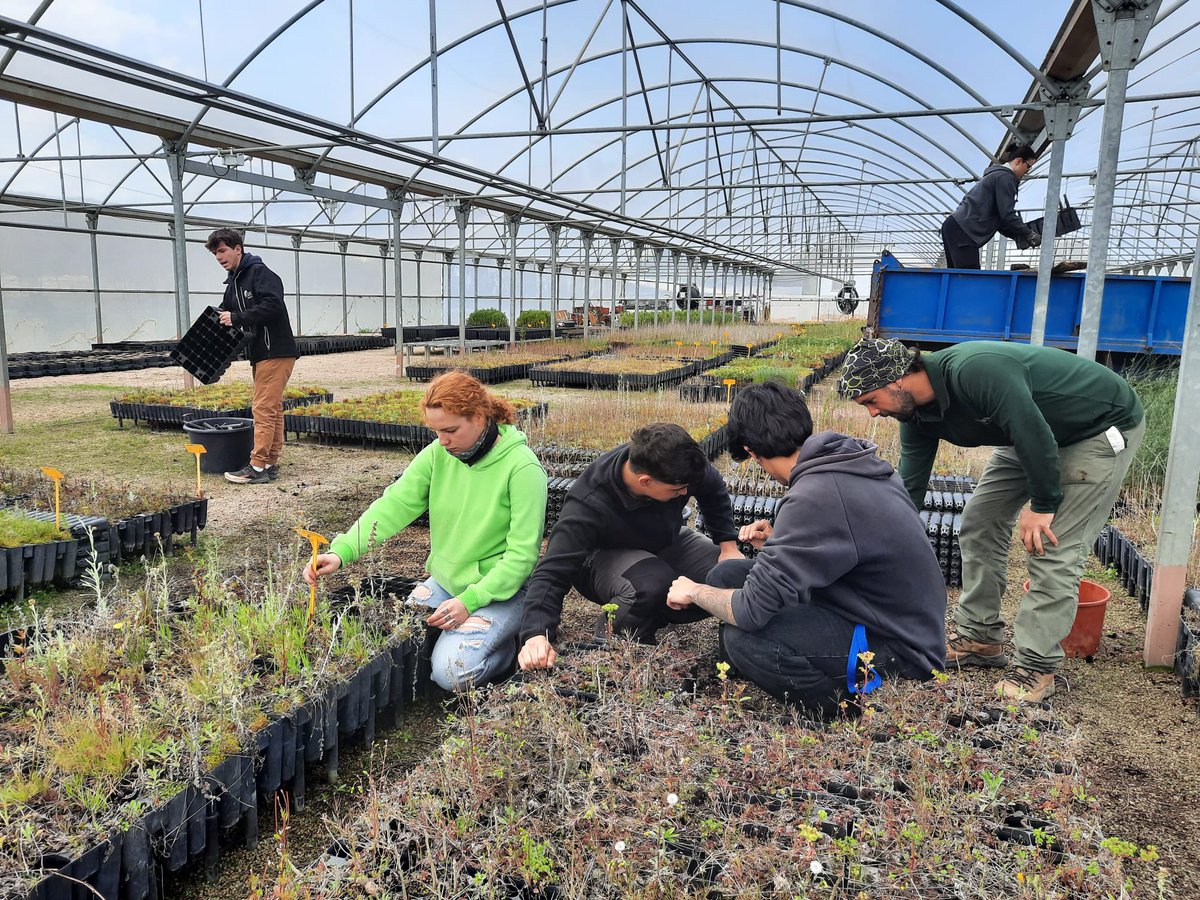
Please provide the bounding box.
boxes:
[304,371,548,691]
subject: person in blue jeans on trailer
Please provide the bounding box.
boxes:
[665,381,947,718]
[304,372,548,692]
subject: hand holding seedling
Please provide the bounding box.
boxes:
[303,552,342,586]
[738,519,773,549]
[518,635,557,670]
[428,597,469,631]
[666,575,700,610]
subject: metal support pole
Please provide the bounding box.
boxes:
[610,237,620,332]
[0,271,13,433]
[670,250,681,323]
[414,249,423,326]
[86,211,103,343]
[581,232,593,340]
[338,240,349,334]
[472,255,482,314]
[518,261,527,319]
[699,258,708,324]
[455,202,469,351]
[722,263,731,326]
[1030,96,1080,345]
[685,254,694,327]
[632,242,644,330]
[652,247,664,327]
[507,215,519,343]
[548,224,560,339]
[164,141,194,387]
[442,251,453,324]
[1078,0,1161,360]
[291,234,303,335]
[379,244,388,328]
[1144,222,1200,666]
[537,262,546,323]
[389,189,405,374]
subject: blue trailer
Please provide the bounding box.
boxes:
[869,251,1190,355]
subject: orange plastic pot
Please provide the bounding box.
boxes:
[1022,578,1111,660]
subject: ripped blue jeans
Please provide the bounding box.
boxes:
[410,576,527,692]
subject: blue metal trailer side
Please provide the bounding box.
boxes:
[869,251,1189,354]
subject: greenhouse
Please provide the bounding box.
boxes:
[2,1,1200,897]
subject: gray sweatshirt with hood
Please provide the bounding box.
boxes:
[730,431,946,677]
[950,163,1035,248]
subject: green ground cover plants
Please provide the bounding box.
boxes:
[0,541,424,898]
[0,509,69,547]
[286,391,542,425]
[113,384,329,410]
[289,637,1160,898]
[466,308,508,328]
[709,320,859,388]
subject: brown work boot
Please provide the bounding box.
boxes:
[995,667,1056,703]
[945,633,1008,668]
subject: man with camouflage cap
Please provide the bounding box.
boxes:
[840,338,1144,703]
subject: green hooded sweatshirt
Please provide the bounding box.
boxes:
[329,424,547,613]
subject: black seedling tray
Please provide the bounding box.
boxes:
[169,307,248,385]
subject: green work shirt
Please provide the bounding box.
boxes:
[899,342,1144,513]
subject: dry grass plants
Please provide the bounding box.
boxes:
[291,636,1162,898]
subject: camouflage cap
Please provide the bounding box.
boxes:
[839,337,917,399]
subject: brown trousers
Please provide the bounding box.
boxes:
[250,357,296,468]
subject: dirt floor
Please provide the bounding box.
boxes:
[2,348,1198,899]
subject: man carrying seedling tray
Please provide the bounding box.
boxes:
[840,337,1144,704]
[207,228,299,484]
[517,423,744,670]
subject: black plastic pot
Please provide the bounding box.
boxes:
[181,417,254,473]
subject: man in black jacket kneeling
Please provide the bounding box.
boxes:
[666,382,946,717]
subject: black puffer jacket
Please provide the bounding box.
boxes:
[218,253,298,363]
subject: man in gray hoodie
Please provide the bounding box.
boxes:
[940,144,1041,269]
[666,382,946,717]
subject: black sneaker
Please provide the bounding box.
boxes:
[265,465,279,481]
[224,464,270,484]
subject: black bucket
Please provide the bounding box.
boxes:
[182,417,254,473]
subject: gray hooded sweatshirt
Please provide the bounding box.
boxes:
[950,163,1035,248]
[731,431,946,677]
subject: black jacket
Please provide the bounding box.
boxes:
[519,444,738,645]
[950,163,1035,248]
[218,253,298,363]
[731,431,946,678]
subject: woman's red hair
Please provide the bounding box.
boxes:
[421,370,516,424]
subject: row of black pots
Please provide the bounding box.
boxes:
[1091,523,1200,708]
[729,338,780,357]
[24,635,425,900]
[285,403,549,451]
[110,393,332,429]
[0,500,208,600]
[386,326,561,343]
[297,334,392,355]
[7,351,177,380]
[529,361,698,391]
